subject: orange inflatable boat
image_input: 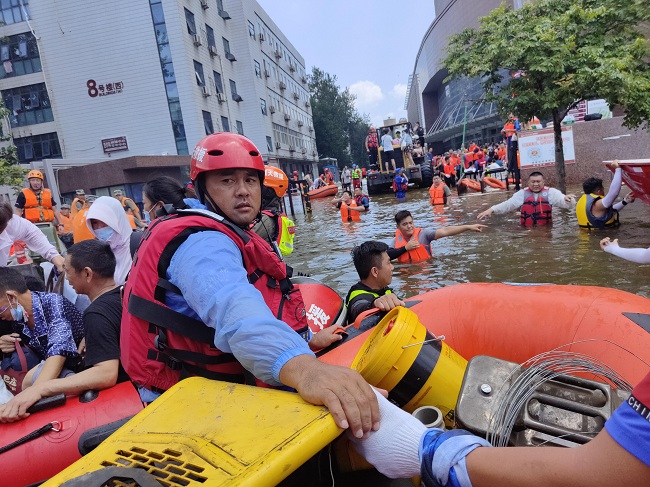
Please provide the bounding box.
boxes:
[307,184,338,199]
[321,283,650,386]
[483,176,506,189]
[458,178,481,192]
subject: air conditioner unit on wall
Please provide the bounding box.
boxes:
[264,69,270,78]
[300,75,307,84]
[200,0,209,9]
[304,101,310,108]
[259,32,265,42]
[301,147,306,154]
[279,81,286,90]
[292,92,299,100]
[209,45,218,57]
[216,92,226,103]
[284,113,290,121]
[289,63,296,72]
[297,120,303,127]
[269,106,276,113]
[275,141,281,149]
[193,34,202,47]
[289,146,295,152]
[274,49,282,59]
[201,86,210,97]
[308,125,313,132]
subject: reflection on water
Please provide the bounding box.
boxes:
[284,185,650,299]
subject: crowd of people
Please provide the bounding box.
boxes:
[0,131,648,486]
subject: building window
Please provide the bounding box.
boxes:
[216,0,224,10]
[184,8,197,35]
[229,79,242,102]
[213,70,223,93]
[221,116,230,132]
[254,60,261,78]
[236,120,244,135]
[202,111,214,135]
[260,98,267,116]
[222,37,231,55]
[2,83,53,128]
[248,20,255,39]
[194,60,205,86]
[0,0,29,25]
[15,132,61,164]
[206,25,216,49]
[266,136,273,152]
[0,32,40,80]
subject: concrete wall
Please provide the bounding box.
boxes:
[519,117,650,186]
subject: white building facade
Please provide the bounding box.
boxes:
[0,0,317,201]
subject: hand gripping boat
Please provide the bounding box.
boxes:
[30,284,650,486]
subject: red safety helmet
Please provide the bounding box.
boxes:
[190,133,265,181]
[264,167,289,197]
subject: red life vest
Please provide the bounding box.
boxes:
[392,178,408,192]
[367,131,378,149]
[395,228,431,263]
[520,188,553,226]
[121,209,309,393]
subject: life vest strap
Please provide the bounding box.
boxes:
[157,277,182,295]
[147,347,237,367]
[128,294,215,345]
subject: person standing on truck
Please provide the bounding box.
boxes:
[365,127,379,168]
[381,128,396,172]
[14,170,62,227]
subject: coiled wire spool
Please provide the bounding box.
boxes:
[485,339,646,447]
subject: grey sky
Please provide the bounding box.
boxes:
[256,0,436,127]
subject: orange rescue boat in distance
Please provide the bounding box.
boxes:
[458,178,481,192]
[483,176,506,189]
[307,184,338,199]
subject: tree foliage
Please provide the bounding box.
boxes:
[443,0,650,192]
[0,145,24,192]
[308,67,369,167]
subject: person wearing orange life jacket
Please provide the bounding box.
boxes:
[332,190,367,223]
[72,195,97,244]
[429,176,451,206]
[251,166,296,256]
[57,204,75,248]
[390,210,486,264]
[71,189,86,218]
[324,168,335,185]
[14,170,62,226]
[477,172,576,226]
[113,190,144,228]
[120,133,379,436]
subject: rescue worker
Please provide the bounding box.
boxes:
[251,167,296,256]
[71,189,86,217]
[428,176,451,206]
[72,195,97,244]
[477,172,576,225]
[120,133,379,437]
[14,170,62,226]
[392,210,486,263]
[57,204,74,248]
[113,190,144,228]
[332,190,367,223]
[351,164,363,190]
[324,168,334,185]
[345,241,405,324]
[576,160,635,229]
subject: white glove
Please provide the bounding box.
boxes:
[348,388,427,478]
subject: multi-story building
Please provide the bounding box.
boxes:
[0,0,317,203]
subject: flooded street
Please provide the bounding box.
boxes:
[284,184,650,299]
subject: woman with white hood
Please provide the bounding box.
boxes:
[85,196,133,285]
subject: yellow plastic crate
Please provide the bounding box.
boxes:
[44,377,342,486]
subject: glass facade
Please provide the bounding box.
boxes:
[150,0,188,154]
[0,0,29,25]
[3,82,53,127]
[15,132,61,164]
[0,32,41,79]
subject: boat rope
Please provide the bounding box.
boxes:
[0,421,60,455]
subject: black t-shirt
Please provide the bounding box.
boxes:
[82,287,129,383]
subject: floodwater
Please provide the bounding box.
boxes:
[284,184,650,299]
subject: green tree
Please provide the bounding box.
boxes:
[444,0,650,192]
[348,113,371,168]
[309,67,364,167]
[0,144,24,192]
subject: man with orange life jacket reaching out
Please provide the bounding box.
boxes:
[477,171,575,225]
[121,133,379,438]
[14,170,62,228]
[390,210,486,264]
[332,190,368,223]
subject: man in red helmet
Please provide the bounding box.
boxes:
[121,134,379,438]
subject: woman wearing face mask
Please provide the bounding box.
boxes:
[0,267,83,399]
[85,196,133,285]
[142,176,204,224]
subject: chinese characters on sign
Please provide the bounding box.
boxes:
[87,79,124,98]
[102,136,129,154]
[518,126,576,169]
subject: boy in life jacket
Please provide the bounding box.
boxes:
[251,166,296,256]
[477,172,576,226]
[332,190,367,223]
[576,160,635,229]
[390,210,486,264]
[14,170,62,226]
[353,186,370,210]
[393,168,408,201]
[120,133,379,437]
[429,176,451,206]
